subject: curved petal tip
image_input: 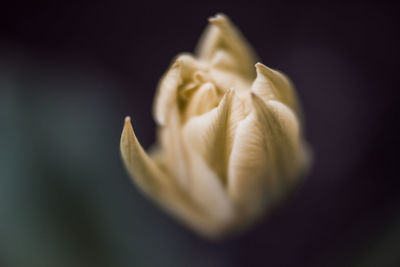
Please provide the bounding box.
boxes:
[209,13,228,24]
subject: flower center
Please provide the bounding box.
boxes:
[178,70,224,123]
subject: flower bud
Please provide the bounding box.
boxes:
[120,14,310,238]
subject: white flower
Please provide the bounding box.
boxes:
[120,14,310,239]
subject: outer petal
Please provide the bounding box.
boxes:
[195,13,257,80]
[121,116,180,197]
[252,63,302,119]
[227,94,303,223]
[183,90,246,183]
[184,149,236,235]
[121,117,231,238]
[158,105,190,188]
[153,61,182,126]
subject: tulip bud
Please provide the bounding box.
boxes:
[120,14,310,239]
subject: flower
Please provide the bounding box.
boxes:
[120,14,310,239]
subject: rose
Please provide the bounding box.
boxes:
[120,14,310,238]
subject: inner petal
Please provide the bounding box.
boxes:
[183,82,221,122]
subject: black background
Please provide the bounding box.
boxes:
[1,1,400,267]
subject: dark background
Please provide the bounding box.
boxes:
[1,1,399,267]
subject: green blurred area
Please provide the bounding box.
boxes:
[349,215,400,267]
[0,55,233,267]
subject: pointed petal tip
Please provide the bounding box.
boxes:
[175,52,196,64]
[171,58,182,69]
[171,53,202,73]
[255,62,273,76]
[208,13,228,25]
[121,116,134,145]
[171,53,193,69]
[254,62,264,71]
[221,88,234,101]
[255,62,263,68]
[174,53,190,64]
[250,92,265,109]
[250,91,258,103]
[201,82,215,92]
[123,116,134,132]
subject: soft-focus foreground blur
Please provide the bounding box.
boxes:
[1,1,399,267]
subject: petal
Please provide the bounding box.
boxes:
[158,105,190,188]
[175,53,206,80]
[183,90,246,183]
[183,82,220,122]
[121,116,177,196]
[210,50,238,71]
[120,116,229,238]
[251,63,277,101]
[227,93,303,221]
[261,99,309,180]
[162,104,237,233]
[184,150,236,232]
[153,54,205,126]
[153,61,182,126]
[252,63,302,119]
[209,67,252,97]
[195,13,257,80]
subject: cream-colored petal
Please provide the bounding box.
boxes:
[175,53,206,80]
[120,116,229,238]
[157,102,237,236]
[153,61,182,126]
[251,63,277,101]
[195,13,257,79]
[227,113,277,223]
[158,105,190,188]
[261,99,306,180]
[253,63,302,118]
[153,54,205,126]
[227,93,302,222]
[184,149,236,233]
[121,116,181,196]
[183,82,220,122]
[183,90,245,183]
[209,67,252,96]
[210,50,238,71]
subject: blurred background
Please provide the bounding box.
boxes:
[1,1,399,266]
